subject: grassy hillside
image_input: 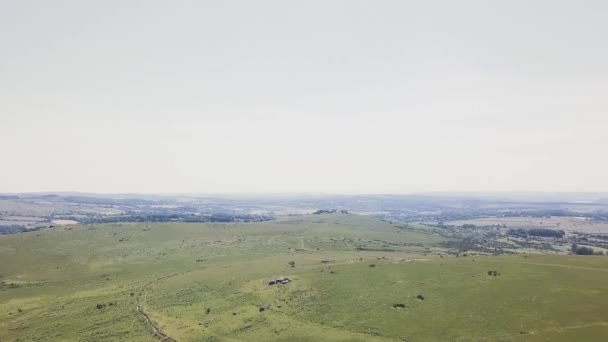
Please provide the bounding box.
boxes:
[1,214,607,341]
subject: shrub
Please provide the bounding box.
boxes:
[576,246,595,255]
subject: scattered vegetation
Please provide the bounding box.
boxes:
[1,213,608,341]
[509,228,565,238]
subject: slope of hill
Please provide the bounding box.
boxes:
[0,214,607,341]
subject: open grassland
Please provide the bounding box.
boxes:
[1,214,607,341]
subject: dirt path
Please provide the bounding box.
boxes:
[136,275,178,342]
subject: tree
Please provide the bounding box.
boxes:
[575,246,594,255]
[287,261,296,267]
[571,243,578,254]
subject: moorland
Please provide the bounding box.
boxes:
[1,209,608,341]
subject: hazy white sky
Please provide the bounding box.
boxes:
[1,0,607,194]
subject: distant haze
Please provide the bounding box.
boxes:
[1,1,607,194]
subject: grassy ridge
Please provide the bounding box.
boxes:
[1,214,607,341]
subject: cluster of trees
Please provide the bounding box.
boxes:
[0,225,47,235]
[72,213,273,224]
[96,302,117,309]
[571,244,605,255]
[0,225,26,235]
[508,228,565,238]
[591,234,608,241]
[62,196,156,206]
[313,209,349,215]
[444,237,479,252]
[1,212,274,235]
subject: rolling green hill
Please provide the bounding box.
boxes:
[1,214,607,341]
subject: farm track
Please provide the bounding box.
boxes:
[134,267,206,341]
[136,274,179,342]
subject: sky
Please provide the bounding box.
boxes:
[1,0,607,194]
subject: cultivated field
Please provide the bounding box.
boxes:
[1,214,607,341]
[447,216,608,234]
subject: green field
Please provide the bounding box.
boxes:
[1,214,607,341]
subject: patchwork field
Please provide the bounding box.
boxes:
[1,214,607,341]
[447,217,608,234]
